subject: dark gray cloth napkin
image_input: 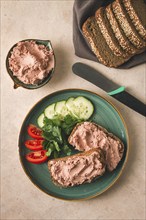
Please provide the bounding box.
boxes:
[73,0,146,69]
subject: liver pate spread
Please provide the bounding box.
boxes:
[68,122,124,171]
[8,40,54,84]
[48,149,105,187]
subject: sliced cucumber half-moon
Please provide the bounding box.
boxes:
[44,103,56,119]
[65,97,78,117]
[37,113,45,128]
[55,100,70,117]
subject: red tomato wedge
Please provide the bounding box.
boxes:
[26,150,48,164]
[27,124,43,140]
[25,139,43,151]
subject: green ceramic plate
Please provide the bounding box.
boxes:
[19,89,129,200]
[6,39,55,89]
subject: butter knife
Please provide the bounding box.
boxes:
[72,62,146,117]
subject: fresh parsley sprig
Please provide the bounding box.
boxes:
[42,114,84,158]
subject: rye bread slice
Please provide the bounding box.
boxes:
[123,0,146,40]
[48,148,105,187]
[95,7,129,58]
[68,122,124,171]
[112,0,146,49]
[105,4,137,55]
[82,16,129,67]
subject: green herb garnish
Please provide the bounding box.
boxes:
[42,114,83,158]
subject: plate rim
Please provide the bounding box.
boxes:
[18,88,130,201]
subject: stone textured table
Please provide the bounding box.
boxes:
[1,1,145,219]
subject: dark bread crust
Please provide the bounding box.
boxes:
[123,0,146,40]
[82,16,129,67]
[48,148,105,187]
[112,0,146,49]
[105,4,138,55]
[95,7,129,58]
[82,16,108,67]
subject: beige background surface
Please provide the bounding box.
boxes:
[1,1,146,220]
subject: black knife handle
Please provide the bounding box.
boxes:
[112,91,146,116]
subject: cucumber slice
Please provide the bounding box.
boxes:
[44,103,56,119]
[65,97,74,110]
[37,113,45,128]
[55,100,70,117]
[71,96,94,120]
[65,97,78,118]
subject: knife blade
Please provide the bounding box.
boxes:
[72,62,146,117]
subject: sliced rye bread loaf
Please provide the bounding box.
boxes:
[105,4,137,55]
[122,0,146,40]
[95,7,129,58]
[112,0,146,49]
[48,148,106,187]
[82,16,130,67]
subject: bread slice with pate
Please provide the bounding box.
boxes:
[68,122,124,172]
[48,148,106,187]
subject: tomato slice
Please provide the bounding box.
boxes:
[26,150,48,164]
[27,124,43,140]
[25,139,43,151]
